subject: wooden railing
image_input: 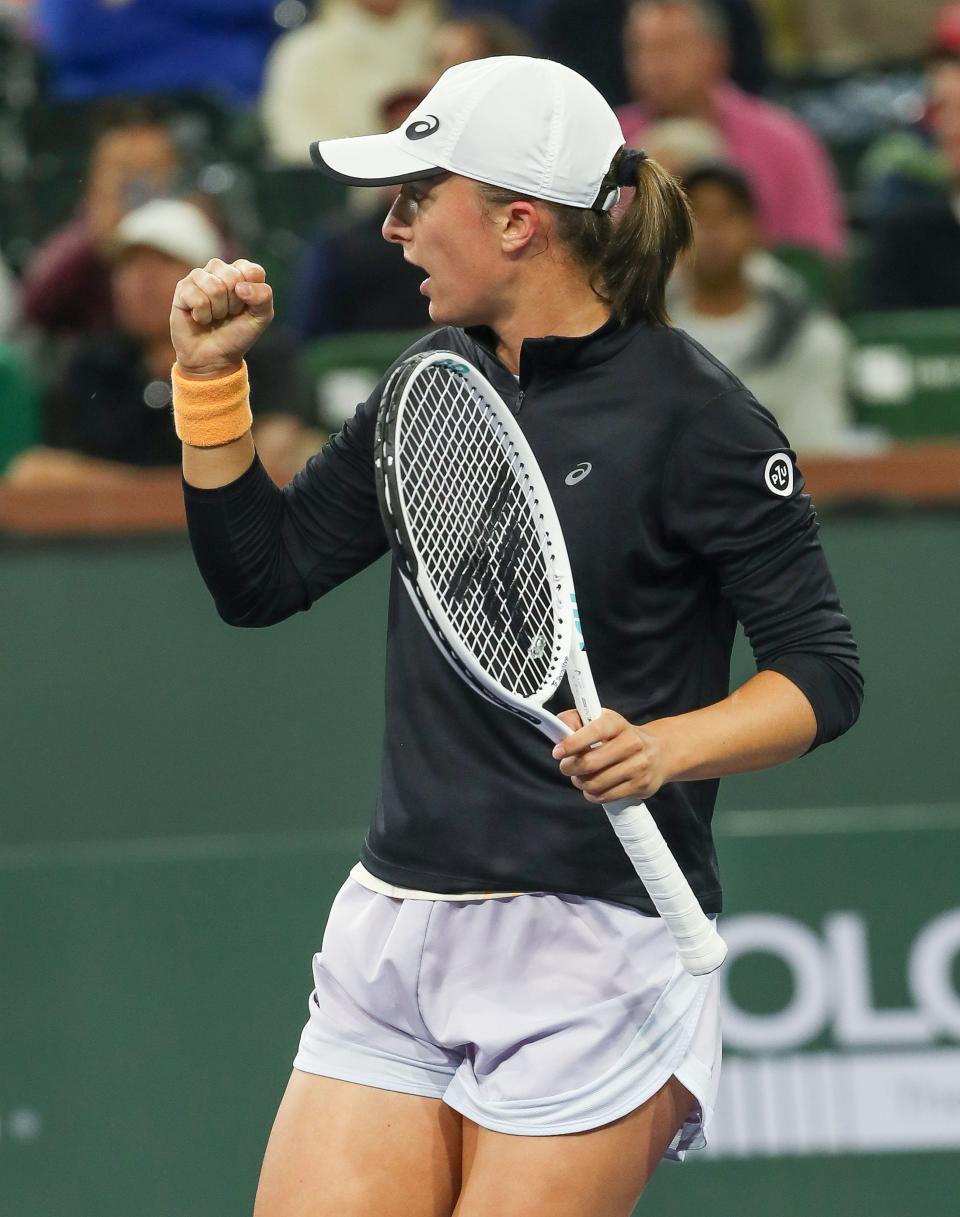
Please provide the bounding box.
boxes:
[1,444,959,538]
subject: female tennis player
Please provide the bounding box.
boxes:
[170,57,861,1217]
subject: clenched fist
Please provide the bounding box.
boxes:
[170,258,274,378]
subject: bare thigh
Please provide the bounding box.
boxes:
[253,1071,463,1217]
[452,1074,695,1217]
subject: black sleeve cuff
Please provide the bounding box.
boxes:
[763,651,864,751]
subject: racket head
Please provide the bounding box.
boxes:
[374,349,575,735]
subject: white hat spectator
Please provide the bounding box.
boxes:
[112,198,223,266]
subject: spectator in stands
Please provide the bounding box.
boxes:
[856,6,960,223]
[861,14,960,308]
[289,83,432,340]
[22,109,186,336]
[671,163,852,454]
[617,0,845,257]
[36,198,314,471]
[290,179,434,339]
[536,0,768,109]
[864,35,960,310]
[34,0,283,104]
[260,0,439,165]
[430,10,535,80]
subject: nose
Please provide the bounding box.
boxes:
[382,196,412,245]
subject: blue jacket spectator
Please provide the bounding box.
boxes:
[291,187,432,339]
[35,0,283,104]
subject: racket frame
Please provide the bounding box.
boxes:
[375,351,575,740]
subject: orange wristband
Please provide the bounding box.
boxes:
[171,361,254,448]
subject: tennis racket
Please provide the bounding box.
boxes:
[373,349,726,976]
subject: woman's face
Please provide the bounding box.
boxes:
[686,182,756,288]
[381,174,511,328]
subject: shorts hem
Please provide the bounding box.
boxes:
[292,1058,452,1101]
[441,1063,710,1154]
[438,970,714,1156]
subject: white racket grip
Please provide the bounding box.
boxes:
[603,798,727,976]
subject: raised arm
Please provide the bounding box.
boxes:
[169,258,390,626]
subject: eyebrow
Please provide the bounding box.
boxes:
[407,171,451,196]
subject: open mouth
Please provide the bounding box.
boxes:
[405,257,431,293]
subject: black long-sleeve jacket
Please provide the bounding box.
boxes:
[182,317,863,914]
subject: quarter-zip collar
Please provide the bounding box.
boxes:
[464,314,637,389]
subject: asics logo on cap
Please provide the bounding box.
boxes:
[406,115,440,140]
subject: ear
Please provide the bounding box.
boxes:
[498,200,547,256]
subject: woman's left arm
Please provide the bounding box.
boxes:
[556,386,862,803]
[554,670,816,804]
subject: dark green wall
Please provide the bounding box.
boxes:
[2,511,958,1216]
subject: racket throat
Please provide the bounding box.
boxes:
[567,647,604,725]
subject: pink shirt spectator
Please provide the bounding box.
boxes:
[617,83,845,257]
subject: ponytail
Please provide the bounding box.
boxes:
[476,145,693,327]
[597,147,694,326]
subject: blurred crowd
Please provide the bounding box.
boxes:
[2,0,960,486]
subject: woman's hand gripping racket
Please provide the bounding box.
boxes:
[373,350,726,976]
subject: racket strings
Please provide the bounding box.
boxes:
[398,367,560,698]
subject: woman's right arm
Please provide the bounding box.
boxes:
[170,258,388,626]
[171,256,271,490]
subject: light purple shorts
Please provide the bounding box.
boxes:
[293,877,721,1157]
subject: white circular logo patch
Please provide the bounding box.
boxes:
[764,452,794,497]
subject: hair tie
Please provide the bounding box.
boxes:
[616,147,649,186]
[591,147,650,211]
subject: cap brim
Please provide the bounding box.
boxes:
[310,131,448,187]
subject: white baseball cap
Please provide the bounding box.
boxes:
[310,56,626,211]
[112,198,224,267]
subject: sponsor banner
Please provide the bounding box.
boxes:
[706,1050,960,1158]
[703,905,960,1159]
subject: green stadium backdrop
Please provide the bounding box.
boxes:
[2,509,958,1217]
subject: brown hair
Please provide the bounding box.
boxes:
[477,147,693,327]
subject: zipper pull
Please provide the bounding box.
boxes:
[514,389,525,414]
